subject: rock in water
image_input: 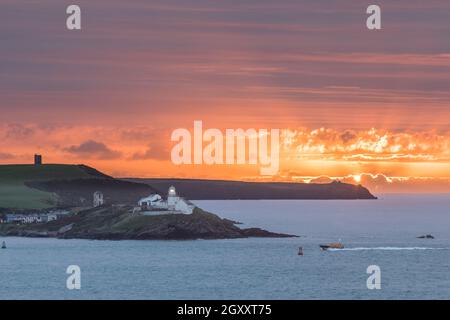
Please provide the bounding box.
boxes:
[417,234,435,239]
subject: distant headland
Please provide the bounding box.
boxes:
[126,178,377,200]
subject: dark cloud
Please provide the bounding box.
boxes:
[0,152,15,160]
[131,143,169,161]
[4,124,35,140]
[126,129,171,161]
[64,140,122,160]
[340,131,356,143]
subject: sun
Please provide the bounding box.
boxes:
[353,174,362,183]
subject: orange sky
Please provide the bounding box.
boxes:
[1,124,450,193]
[1,1,450,193]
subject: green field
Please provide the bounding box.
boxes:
[0,164,92,209]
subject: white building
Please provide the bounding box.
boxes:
[93,191,104,207]
[6,214,42,224]
[138,194,166,210]
[46,214,58,222]
[137,186,195,215]
[4,213,58,224]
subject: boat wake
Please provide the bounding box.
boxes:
[328,247,450,251]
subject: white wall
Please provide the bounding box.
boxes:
[174,198,194,214]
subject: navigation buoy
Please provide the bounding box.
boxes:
[1,241,6,249]
[298,246,304,256]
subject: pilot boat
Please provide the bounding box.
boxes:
[320,242,344,250]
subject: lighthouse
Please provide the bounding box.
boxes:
[167,186,177,210]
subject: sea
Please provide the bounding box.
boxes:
[1,194,450,300]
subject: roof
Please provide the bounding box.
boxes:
[139,193,162,202]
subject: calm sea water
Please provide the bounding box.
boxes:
[1,194,450,300]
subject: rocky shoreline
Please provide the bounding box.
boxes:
[0,206,297,240]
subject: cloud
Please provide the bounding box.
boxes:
[4,124,35,140]
[340,131,357,143]
[120,128,157,142]
[0,152,15,160]
[341,173,450,194]
[309,176,334,184]
[64,140,122,160]
[273,172,450,193]
[131,143,169,161]
[126,128,171,161]
[282,128,450,162]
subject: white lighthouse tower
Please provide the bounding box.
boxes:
[167,186,177,210]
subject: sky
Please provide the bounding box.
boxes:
[1,0,450,193]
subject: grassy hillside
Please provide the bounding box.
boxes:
[0,164,156,210]
[0,164,94,209]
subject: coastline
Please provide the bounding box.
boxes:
[0,206,298,241]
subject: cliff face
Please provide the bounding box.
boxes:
[26,178,156,207]
[0,206,297,240]
[124,179,377,200]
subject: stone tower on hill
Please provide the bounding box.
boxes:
[34,154,42,165]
